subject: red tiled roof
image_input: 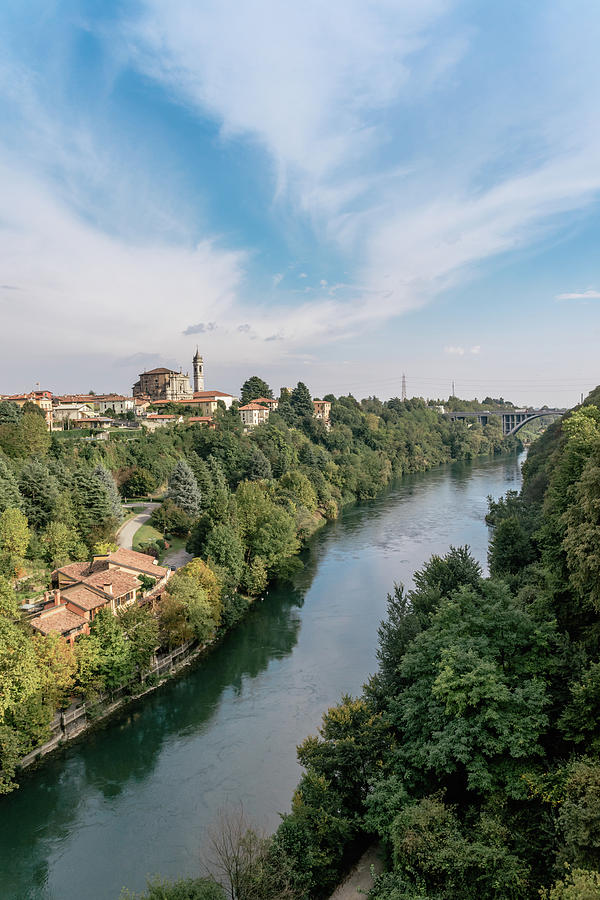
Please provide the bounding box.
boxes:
[84,569,140,598]
[61,584,108,610]
[31,608,88,636]
[107,548,169,578]
[143,367,178,375]
[55,560,102,581]
[146,414,178,420]
[192,390,234,399]
[239,403,269,411]
[188,416,213,422]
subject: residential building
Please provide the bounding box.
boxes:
[55,394,135,415]
[143,413,183,431]
[0,390,53,428]
[71,417,114,430]
[253,397,279,411]
[150,390,235,416]
[31,549,170,643]
[313,400,332,422]
[239,402,270,428]
[52,404,96,426]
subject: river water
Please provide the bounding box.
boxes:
[0,452,524,900]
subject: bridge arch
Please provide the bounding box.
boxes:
[505,411,563,436]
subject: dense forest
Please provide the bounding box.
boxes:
[122,388,600,899]
[0,387,516,796]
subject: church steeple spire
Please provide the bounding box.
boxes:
[193,348,204,392]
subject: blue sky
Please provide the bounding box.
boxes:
[1,0,599,406]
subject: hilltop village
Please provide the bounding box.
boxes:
[0,350,332,433]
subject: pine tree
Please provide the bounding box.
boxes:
[290,382,314,419]
[240,376,273,405]
[93,465,123,522]
[167,460,202,517]
[0,458,21,514]
[73,468,117,545]
[18,459,59,529]
[248,446,272,480]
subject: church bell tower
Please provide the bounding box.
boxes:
[193,348,204,392]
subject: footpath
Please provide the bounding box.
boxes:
[329,846,384,899]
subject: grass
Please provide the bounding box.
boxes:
[132,523,163,551]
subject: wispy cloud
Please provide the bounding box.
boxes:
[445,346,465,356]
[556,289,600,300]
[183,322,218,334]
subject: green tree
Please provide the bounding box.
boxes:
[396,580,555,797]
[242,556,268,596]
[205,522,245,592]
[41,521,85,568]
[120,876,226,899]
[0,457,21,513]
[18,458,59,529]
[247,445,272,480]
[73,468,118,546]
[122,467,156,497]
[167,460,202,517]
[93,465,124,522]
[240,376,273,405]
[117,604,159,672]
[0,401,21,425]
[290,382,314,419]
[0,508,30,577]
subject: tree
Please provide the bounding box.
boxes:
[73,468,119,546]
[93,465,123,522]
[122,467,156,498]
[396,580,555,797]
[121,876,226,899]
[18,459,59,529]
[205,523,245,593]
[247,446,272,481]
[117,605,159,673]
[32,633,77,709]
[41,521,85,568]
[290,382,314,419]
[0,457,21,514]
[240,377,273,405]
[16,413,51,457]
[0,508,30,577]
[85,608,134,692]
[167,460,202,517]
[0,401,21,425]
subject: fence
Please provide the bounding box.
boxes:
[19,639,199,770]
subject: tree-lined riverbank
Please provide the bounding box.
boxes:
[0,451,523,900]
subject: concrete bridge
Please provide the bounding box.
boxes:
[444,408,566,436]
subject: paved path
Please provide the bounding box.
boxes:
[329,846,384,900]
[162,546,193,569]
[116,503,159,550]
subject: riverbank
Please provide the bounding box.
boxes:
[0,452,524,900]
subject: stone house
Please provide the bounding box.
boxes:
[31,550,170,643]
[239,402,270,428]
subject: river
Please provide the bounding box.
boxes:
[0,452,524,900]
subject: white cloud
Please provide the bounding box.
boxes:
[127,0,600,335]
[445,346,465,356]
[470,345,481,354]
[272,272,284,287]
[556,289,600,300]
[299,272,308,278]
[320,279,328,287]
